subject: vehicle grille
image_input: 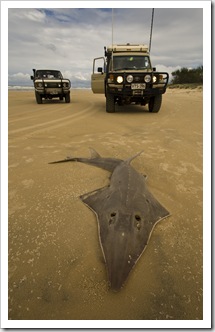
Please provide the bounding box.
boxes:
[133,76,142,82]
[46,83,59,88]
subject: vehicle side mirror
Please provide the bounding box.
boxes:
[153,67,156,72]
[97,67,103,73]
[30,75,34,80]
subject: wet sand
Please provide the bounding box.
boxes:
[8,88,203,322]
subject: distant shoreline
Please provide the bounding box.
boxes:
[8,84,202,92]
[8,86,91,91]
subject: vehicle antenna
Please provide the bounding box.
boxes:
[111,8,114,71]
[149,8,154,53]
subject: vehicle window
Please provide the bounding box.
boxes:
[110,56,151,71]
[35,70,62,79]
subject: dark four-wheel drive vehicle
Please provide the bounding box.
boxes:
[91,44,169,113]
[31,69,71,104]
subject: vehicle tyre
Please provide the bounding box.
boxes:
[65,93,70,103]
[148,94,162,113]
[35,91,42,104]
[106,92,115,113]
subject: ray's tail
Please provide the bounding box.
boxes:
[49,148,124,172]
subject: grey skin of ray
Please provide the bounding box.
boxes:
[49,148,170,291]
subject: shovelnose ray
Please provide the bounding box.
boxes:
[49,148,170,291]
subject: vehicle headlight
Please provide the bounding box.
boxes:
[159,74,163,82]
[144,75,151,83]
[116,76,123,83]
[58,83,61,87]
[153,75,157,83]
[126,75,133,83]
[63,82,67,88]
[108,74,114,83]
[37,82,43,88]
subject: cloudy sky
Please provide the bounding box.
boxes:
[6,4,205,87]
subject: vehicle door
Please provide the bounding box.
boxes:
[91,57,105,94]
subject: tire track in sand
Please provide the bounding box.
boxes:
[8,105,72,124]
[9,101,96,140]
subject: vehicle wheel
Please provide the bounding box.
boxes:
[106,92,115,113]
[65,93,70,103]
[148,94,162,113]
[35,91,42,104]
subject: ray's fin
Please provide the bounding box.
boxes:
[125,150,144,165]
[89,147,102,159]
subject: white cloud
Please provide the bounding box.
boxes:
[24,9,46,22]
[8,72,32,85]
[7,8,203,87]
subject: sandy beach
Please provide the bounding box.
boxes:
[8,88,203,321]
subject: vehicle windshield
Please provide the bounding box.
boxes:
[35,70,63,79]
[110,56,151,71]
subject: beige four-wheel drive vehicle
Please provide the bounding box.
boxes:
[91,44,169,113]
[31,69,71,104]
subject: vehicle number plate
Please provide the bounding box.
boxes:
[131,83,146,89]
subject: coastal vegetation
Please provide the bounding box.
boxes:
[171,66,203,85]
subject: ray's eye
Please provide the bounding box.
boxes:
[109,212,116,225]
[135,215,142,230]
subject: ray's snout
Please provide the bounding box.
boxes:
[106,240,137,291]
[101,213,145,291]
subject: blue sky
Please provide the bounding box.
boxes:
[6,5,204,87]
